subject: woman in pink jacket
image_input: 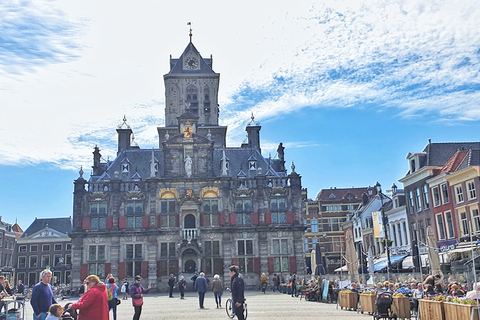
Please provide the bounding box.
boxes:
[71,275,109,320]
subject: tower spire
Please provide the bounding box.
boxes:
[187,22,192,42]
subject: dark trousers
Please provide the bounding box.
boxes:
[214,292,222,306]
[133,305,142,320]
[180,289,185,298]
[291,283,297,296]
[198,292,205,307]
[235,303,245,320]
[169,286,174,297]
[108,299,117,320]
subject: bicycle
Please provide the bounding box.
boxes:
[225,297,247,319]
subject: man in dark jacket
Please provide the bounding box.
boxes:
[30,270,57,320]
[168,274,176,298]
[229,265,245,320]
[195,272,208,309]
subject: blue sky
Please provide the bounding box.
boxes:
[1,0,480,230]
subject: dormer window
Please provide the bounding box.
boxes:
[122,163,129,173]
[249,161,256,170]
[410,159,416,173]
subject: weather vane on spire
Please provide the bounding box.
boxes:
[187,22,193,42]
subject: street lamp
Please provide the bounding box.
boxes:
[375,181,392,277]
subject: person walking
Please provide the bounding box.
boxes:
[30,269,57,320]
[70,275,109,320]
[122,278,129,300]
[260,273,267,293]
[229,265,245,320]
[16,279,25,309]
[272,274,278,292]
[291,273,297,297]
[211,274,223,308]
[178,276,187,299]
[130,275,151,320]
[195,272,208,309]
[106,277,119,320]
[168,274,176,298]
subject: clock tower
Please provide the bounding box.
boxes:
[163,41,220,127]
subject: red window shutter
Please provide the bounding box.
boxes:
[254,257,261,274]
[141,261,148,278]
[142,215,149,228]
[286,211,294,224]
[232,258,239,266]
[251,212,259,225]
[118,262,126,279]
[82,218,90,230]
[265,212,272,225]
[267,257,274,273]
[157,261,162,277]
[80,264,88,281]
[175,215,179,227]
[105,263,111,276]
[201,259,205,272]
[229,213,237,226]
[218,213,225,226]
[289,257,297,273]
[157,215,162,228]
[200,214,204,226]
[105,217,113,230]
[119,216,127,229]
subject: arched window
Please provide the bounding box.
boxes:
[186,85,198,114]
[203,86,210,113]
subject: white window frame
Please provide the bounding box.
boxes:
[435,214,446,240]
[467,180,477,200]
[455,185,464,204]
[444,211,455,239]
[459,211,469,236]
[423,184,430,209]
[472,208,480,234]
[432,187,441,207]
[441,183,449,204]
[416,188,422,212]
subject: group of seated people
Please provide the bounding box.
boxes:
[300,273,480,316]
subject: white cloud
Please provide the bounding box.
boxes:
[1,0,479,170]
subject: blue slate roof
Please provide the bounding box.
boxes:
[166,42,216,75]
[21,217,72,238]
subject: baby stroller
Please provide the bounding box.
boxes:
[373,291,397,320]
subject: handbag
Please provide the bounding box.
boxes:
[133,297,143,307]
[116,298,121,305]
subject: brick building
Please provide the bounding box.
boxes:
[70,38,305,290]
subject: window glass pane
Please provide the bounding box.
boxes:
[270,200,278,211]
[272,240,280,255]
[236,201,243,212]
[246,240,253,255]
[169,215,176,227]
[281,239,288,254]
[99,203,107,215]
[134,261,141,276]
[244,213,252,225]
[238,241,245,255]
[98,245,105,260]
[169,242,176,257]
[127,203,135,215]
[247,258,254,273]
[135,203,143,215]
[211,200,218,213]
[135,217,142,228]
[205,241,212,256]
[89,264,96,275]
[212,214,218,226]
[168,201,176,214]
[213,241,220,255]
[278,199,286,210]
[244,200,252,211]
[238,258,246,273]
[281,257,289,272]
[99,218,106,229]
[127,217,134,229]
[237,214,243,225]
[90,204,97,215]
[161,202,168,214]
[89,246,97,260]
[135,244,142,259]
[272,212,278,224]
[160,243,167,258]
[91,218,98,230]
[203,202,210,212]
[273,257,280,272]
[279,212,286,224]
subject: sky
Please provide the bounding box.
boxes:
[1,0,480,230]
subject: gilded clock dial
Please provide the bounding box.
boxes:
[185,57,199,69]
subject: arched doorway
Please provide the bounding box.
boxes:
[184,214,196,228]
[182,248,198,273]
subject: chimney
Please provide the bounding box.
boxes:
[117,127,133,155]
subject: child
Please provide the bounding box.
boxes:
[46,304,64,320]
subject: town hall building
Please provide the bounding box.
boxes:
[70,35,305,290]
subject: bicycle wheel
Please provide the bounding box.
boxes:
[225,298,235,318]
[244,302,248,320]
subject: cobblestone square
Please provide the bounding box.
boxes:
[21,291,370,320]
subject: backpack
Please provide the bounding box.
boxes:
[107,284,115,301]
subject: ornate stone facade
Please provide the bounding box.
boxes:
[70,39,305,291]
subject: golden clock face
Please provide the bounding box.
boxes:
[184,57,199,69]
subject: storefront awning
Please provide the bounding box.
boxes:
[367,255,407,272]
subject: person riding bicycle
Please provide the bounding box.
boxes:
[229,265,245,320]
[260,273,267,293]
